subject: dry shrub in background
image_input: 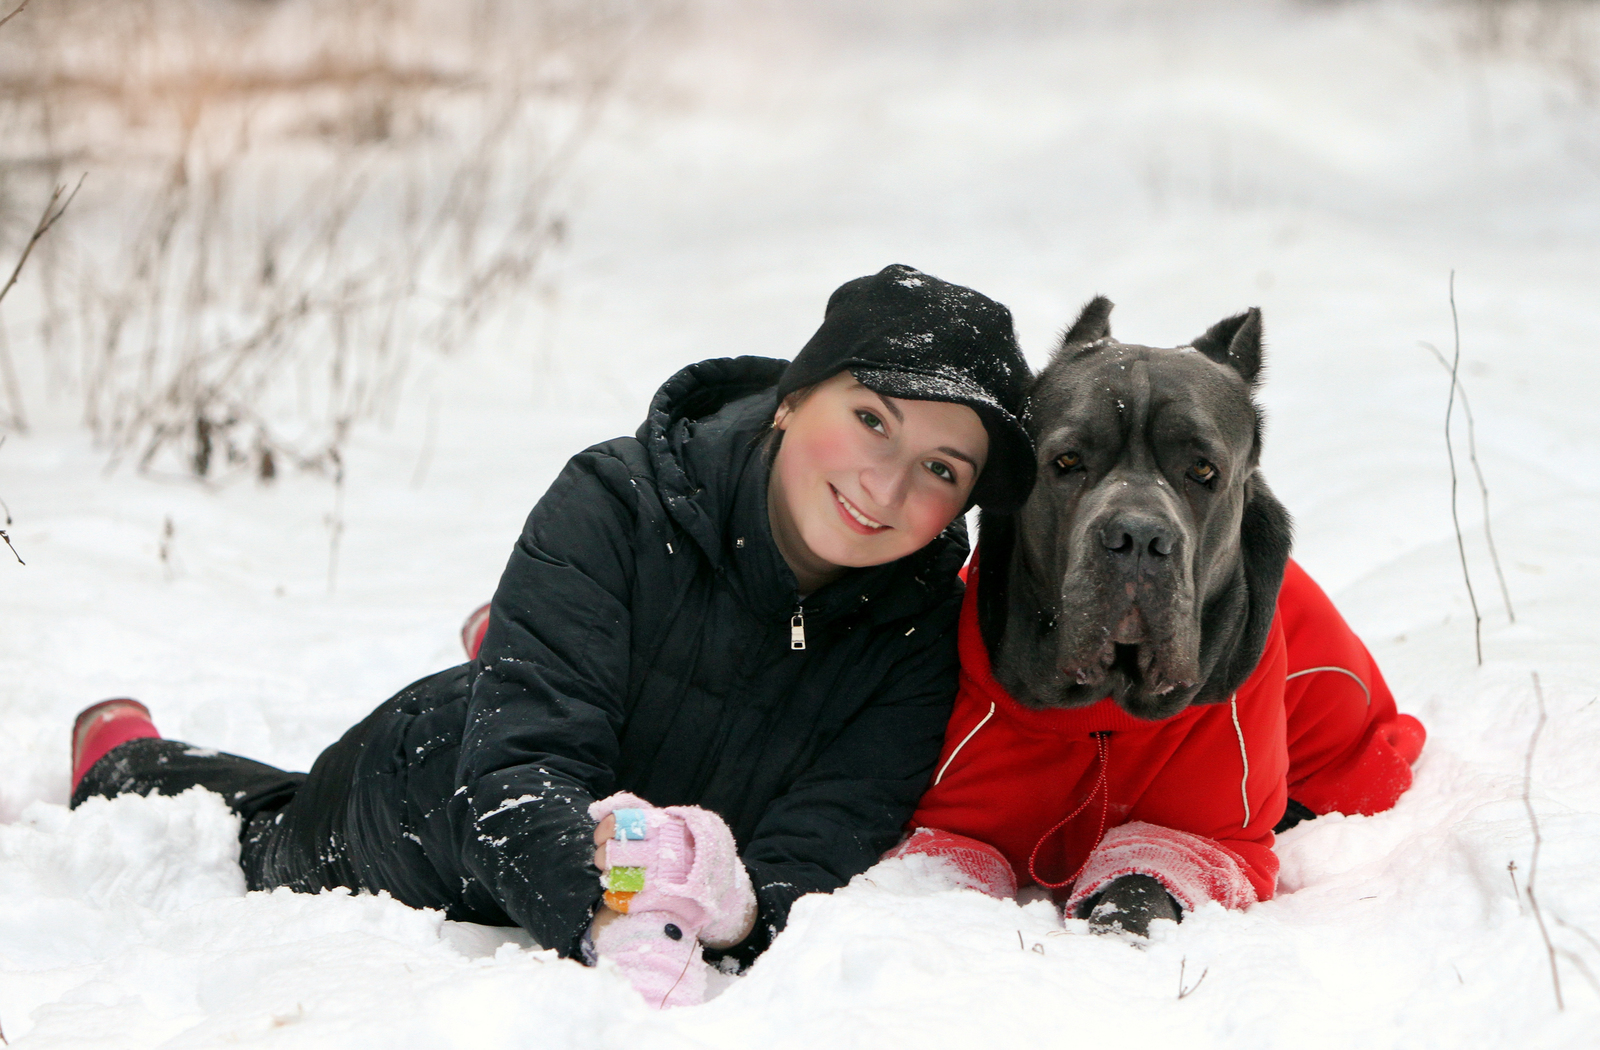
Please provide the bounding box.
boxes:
[1462,0,1600,94]
[0,0,669,482]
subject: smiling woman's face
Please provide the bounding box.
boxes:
[767,371,988,594]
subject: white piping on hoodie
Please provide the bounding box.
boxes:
[1230,692,1251,828]
[1284,665,1371,706]
[933,701,996,786]
[939,685,1274,830]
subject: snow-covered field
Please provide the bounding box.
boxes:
[3,0,1599,1045]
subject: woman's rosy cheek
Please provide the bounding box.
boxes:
[806,424,865,473]
[906,486,964,544]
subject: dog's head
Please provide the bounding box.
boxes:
[978,297,1291,720]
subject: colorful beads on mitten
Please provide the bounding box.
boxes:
[613,808,648,840]
[589,795,712,1007]
[603,864,647,913]
[602,807,662,912]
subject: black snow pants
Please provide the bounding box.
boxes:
[71,693,417,899]
[69,667,518,928]
[71,736,326,891]
[71,727,393,897]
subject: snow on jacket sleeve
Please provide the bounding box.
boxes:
[456,447,641,959]
[726,594,962,963]
[1276,559,1426,818]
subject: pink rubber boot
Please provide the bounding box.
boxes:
[461,603,491,660]
[71,699,160,791]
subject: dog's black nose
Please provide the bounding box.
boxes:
[1101,514,1174,558]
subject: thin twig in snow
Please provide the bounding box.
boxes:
[1524,671,1562,1010]
[0,434,11,525]
[0,0,28,32]
[1557,948,1600,998]
[410,394,440,489]
[1420,340,1515,624]
[0,436,19,561]
[325,445,345,594]
[1178,957,1208,999]
[0,323,19,433]
[1442,271,1483,665]
[1555,916,1600,957]
[159,516,175,581]
[1552,920,1600,996]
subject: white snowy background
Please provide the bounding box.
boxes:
[2,0,1598,1045]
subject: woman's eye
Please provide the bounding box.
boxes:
[856,410,886,434]
[924,460,955,483]
[1188,459,1218,485]
[1055,451,1083,473]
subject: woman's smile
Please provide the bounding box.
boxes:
[832,485,889,533]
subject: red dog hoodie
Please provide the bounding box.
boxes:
[910,557,1425,914]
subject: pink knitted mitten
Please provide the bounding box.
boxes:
[588,792,756,1009]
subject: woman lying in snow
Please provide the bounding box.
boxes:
[68,264,1039,1008]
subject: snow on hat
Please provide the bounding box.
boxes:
[777,264,1036,513]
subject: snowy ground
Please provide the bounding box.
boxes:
[3,0,1600,1045]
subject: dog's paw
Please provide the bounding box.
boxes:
[1273,798,1316,834]
[1076,874,1181,937]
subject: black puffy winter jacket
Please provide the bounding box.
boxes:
[345,356,966,962]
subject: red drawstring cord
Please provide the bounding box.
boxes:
[1026,731,1112,890]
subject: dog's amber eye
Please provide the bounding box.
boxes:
[1187,459,1218,484]
[1055,451,1083,473]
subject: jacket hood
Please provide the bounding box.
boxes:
[637,355,785,560]
[637,356,968,627]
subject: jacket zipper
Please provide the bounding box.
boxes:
[790,605,806,650]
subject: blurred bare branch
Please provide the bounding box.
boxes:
[0,0,28,33]
[0,175,83,432]
[0,174,81,310]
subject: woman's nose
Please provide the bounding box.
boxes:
[860,464,909,510]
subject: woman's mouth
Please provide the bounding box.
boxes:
[832,486,889,534]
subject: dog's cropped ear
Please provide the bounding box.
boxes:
[975,508,1017,659]
[1212,474,1292,697]
[1057,296,1114,351]
[1191,308,1264,387]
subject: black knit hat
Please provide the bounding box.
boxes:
[777,264,1036,512]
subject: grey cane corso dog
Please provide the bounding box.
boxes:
[975,297,1293,933]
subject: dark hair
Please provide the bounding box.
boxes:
[759,380,820,463]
